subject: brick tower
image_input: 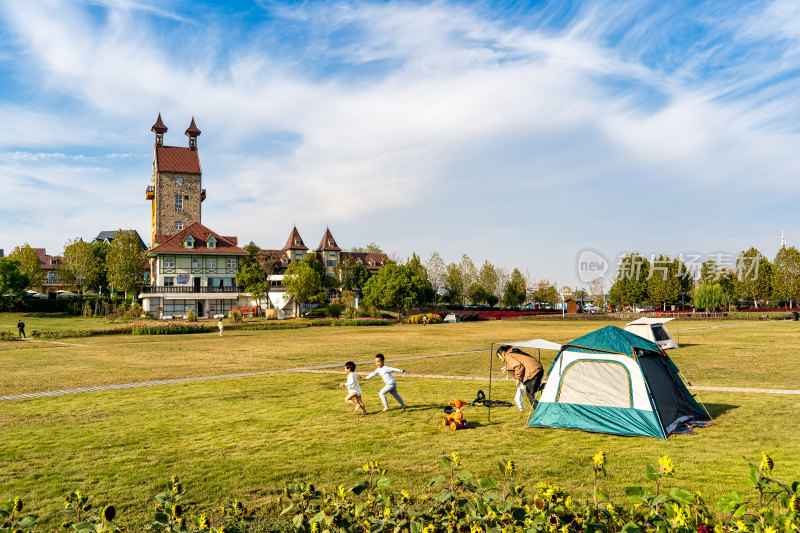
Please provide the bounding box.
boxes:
[145,114,206,246]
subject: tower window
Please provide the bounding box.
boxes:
[175,177,183,186]
[175,221,183,231]
[175,195,183,212]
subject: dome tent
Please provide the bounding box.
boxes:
[528,326,710,439]
[624,317,678,349]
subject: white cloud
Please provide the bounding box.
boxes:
[1,0,800,283]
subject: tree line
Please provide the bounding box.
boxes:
[234,245,532,316]
[0,230,146,299]
[607,246,800,311]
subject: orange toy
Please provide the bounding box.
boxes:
[441,400,469,430]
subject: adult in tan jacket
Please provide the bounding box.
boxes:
[497,345,544,411]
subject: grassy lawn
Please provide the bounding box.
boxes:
[1,317,798,528]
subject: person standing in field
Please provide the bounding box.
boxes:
[218,318,223,337]
[17,320,26,338]
[365,353,407,412]
[339,361,367,415]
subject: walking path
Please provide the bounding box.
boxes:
[2,348,798,401]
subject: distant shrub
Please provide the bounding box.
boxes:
[327,303,343,318]
[185,309,198,322]
[304,305,329,319]
[0,331,20,341]
[406,312,443,325]
[33,326,133,340]
[229,309,243,322]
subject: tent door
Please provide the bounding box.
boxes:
[638,355,694,431]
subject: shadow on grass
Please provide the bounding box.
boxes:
[23,312,75,319]
[674,343,700,347]
[703,403,738,417]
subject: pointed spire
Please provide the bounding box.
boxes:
[316,227,341,252]
[185,116,201,137]
[151,113,168,134]
[282,226,308,251]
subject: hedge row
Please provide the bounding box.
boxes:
[130,322,211,335]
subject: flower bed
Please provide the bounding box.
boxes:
[130,322,210,335]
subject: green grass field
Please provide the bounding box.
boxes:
[1,315,798,528]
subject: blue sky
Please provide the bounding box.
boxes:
[1,0,800,289]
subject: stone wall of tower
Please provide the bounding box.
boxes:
[152,169,202,236]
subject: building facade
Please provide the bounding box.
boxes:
[141,222,247,317]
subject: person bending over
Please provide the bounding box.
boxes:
[497,345,544,411]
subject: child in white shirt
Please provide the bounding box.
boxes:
[365,353,407,412]
[339,361,367,415]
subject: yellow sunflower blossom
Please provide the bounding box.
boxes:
[658,455,675,477]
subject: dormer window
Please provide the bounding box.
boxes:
[357,260,363,265]
[369,261,376,266]
[184,235,195,248]
[281,257,288,264]
[328,241,333,246]
[207,236,217,249]
[295,239,301,246]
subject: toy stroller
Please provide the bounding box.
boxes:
[441,400,469,430]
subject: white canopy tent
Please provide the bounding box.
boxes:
[624,317,678,349]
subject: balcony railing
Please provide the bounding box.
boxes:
[141,285,240,294]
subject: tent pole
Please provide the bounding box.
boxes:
[488,343,493,424]
[678,369,713,420]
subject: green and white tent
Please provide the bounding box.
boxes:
[529,326,710,439]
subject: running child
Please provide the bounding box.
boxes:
[339,361,367,415]
[365,353,407,412]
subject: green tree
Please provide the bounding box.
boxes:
[9,244,44,288]
[772,246,800,307]
[362,263,426,317]
[284,255,326,306]
[469,261,500,306]
[502,268,527,308]
[59,238,97,294]
[647,254,680,310]
[106,230,146,299]
[406,253,434,305]
[0,258,30,297]
[532,280,558,307]
[241,241,260,269]
[735,247,772,308]
[608,253,650,308]
[236,262,269,312]
[694,283,728,312]
[350,243,383,253]
[443,263,466,305]
[339,255,371,294]
[86,241,110,294]
[425,252,445,304]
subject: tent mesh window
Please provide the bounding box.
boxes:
[651,325,670,342]
[557,360,632,408]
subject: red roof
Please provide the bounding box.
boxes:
[315,227,341,252]
[151,113,168,134]
[282,226,308,251]
[33,248,62,271]
[148,222,247,256]
[155,146,201,174]
[343,252,388,270]
[185,117,201,137]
